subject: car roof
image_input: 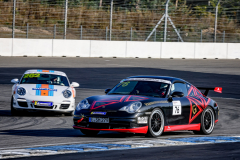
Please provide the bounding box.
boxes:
[24,69,67,76]
[127,76,189,84]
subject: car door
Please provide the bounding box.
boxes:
[167,82,190,125]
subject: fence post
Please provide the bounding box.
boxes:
[154,29,156,42]
[214,0,221,42]
[12,0,16,38]
[64,0,68,39]
[109,0,113,41]
[178,29,180,42]
[164,0,170,42]
[53,24,56,39]
[130,27,132,41]
[26,23,29,39]
[201,30,202,42]
[106,26,108,40]
[80,25,82,40]
[223,31,225,43]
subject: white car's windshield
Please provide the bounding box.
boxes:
[20,73,69,86]
[108,80,170,98]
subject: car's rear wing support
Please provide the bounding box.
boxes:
[197,87,222,96]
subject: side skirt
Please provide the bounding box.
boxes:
[164,124,201,132]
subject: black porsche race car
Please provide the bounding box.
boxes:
[73,76,221,137]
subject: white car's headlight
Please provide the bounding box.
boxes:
[17,87,26,96]
[76,99,90,111]
[119,102,142,113]
[63,90,72,98]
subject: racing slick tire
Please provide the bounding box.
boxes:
[194,106,215,135]
[11,96,20,116]
[146,108,165,137]
[80,129,100,136]
[65,111,74,116]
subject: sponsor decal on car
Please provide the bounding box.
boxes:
[34,101,53,106]
[144,101,168,106]
[124,78,171,84]
[91,112,107,115]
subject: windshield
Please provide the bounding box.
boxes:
[108,80,170,98]
[20,73,69,86]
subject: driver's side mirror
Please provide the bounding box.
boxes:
[171,91,184,98]
[71,82,80,88]
[105,88,111,94]
[11,78,19,84]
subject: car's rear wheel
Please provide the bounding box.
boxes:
[146,108,165,137]
[80,129,99,136]
[194,106,215,135]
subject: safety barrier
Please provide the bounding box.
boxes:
[0,38,239,59]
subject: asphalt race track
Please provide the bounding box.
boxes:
[0,57,240,159]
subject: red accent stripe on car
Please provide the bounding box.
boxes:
[215,120,219,123]
[164,124,201,132]
[73,125,148,134]
[77,118,84,123]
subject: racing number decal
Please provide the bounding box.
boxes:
[192,105,197,115]
[117,81,130,87]
[122,82,130,87]
[23,73,40,78]
[172,101,181,115]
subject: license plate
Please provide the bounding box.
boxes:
[89,117,109,123]
[35,101,53,106]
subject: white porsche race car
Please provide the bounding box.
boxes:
[11,69,79,116]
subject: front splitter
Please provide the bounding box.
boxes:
[73,125,148,134]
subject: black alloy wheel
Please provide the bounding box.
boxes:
[194,106,215,135]
[147,108,165,137]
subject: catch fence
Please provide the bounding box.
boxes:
[0,0,239,42]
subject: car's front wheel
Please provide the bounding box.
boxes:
[11,96,19,116]
[80,129,99,136]
[65,111,74,116]
[146,108,165,137]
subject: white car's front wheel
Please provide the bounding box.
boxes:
[11,96,19,116]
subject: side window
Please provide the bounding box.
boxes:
[171,83,188,96]
[186,84,203,97]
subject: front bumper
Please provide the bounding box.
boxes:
[73,112,149,134]
[12,95,75,113]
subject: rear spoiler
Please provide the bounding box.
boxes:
[197,87,222,96]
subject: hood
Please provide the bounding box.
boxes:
[86,95,151,111]
[18,84,69,97]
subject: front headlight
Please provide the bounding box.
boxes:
[119,102,142,113]
[63,90,72,98]
[17,87,26,96]
[76,99,90,111]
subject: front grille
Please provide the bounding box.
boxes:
[60,104,70,109]
[18,102,28,107]
[34,105,54,109]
